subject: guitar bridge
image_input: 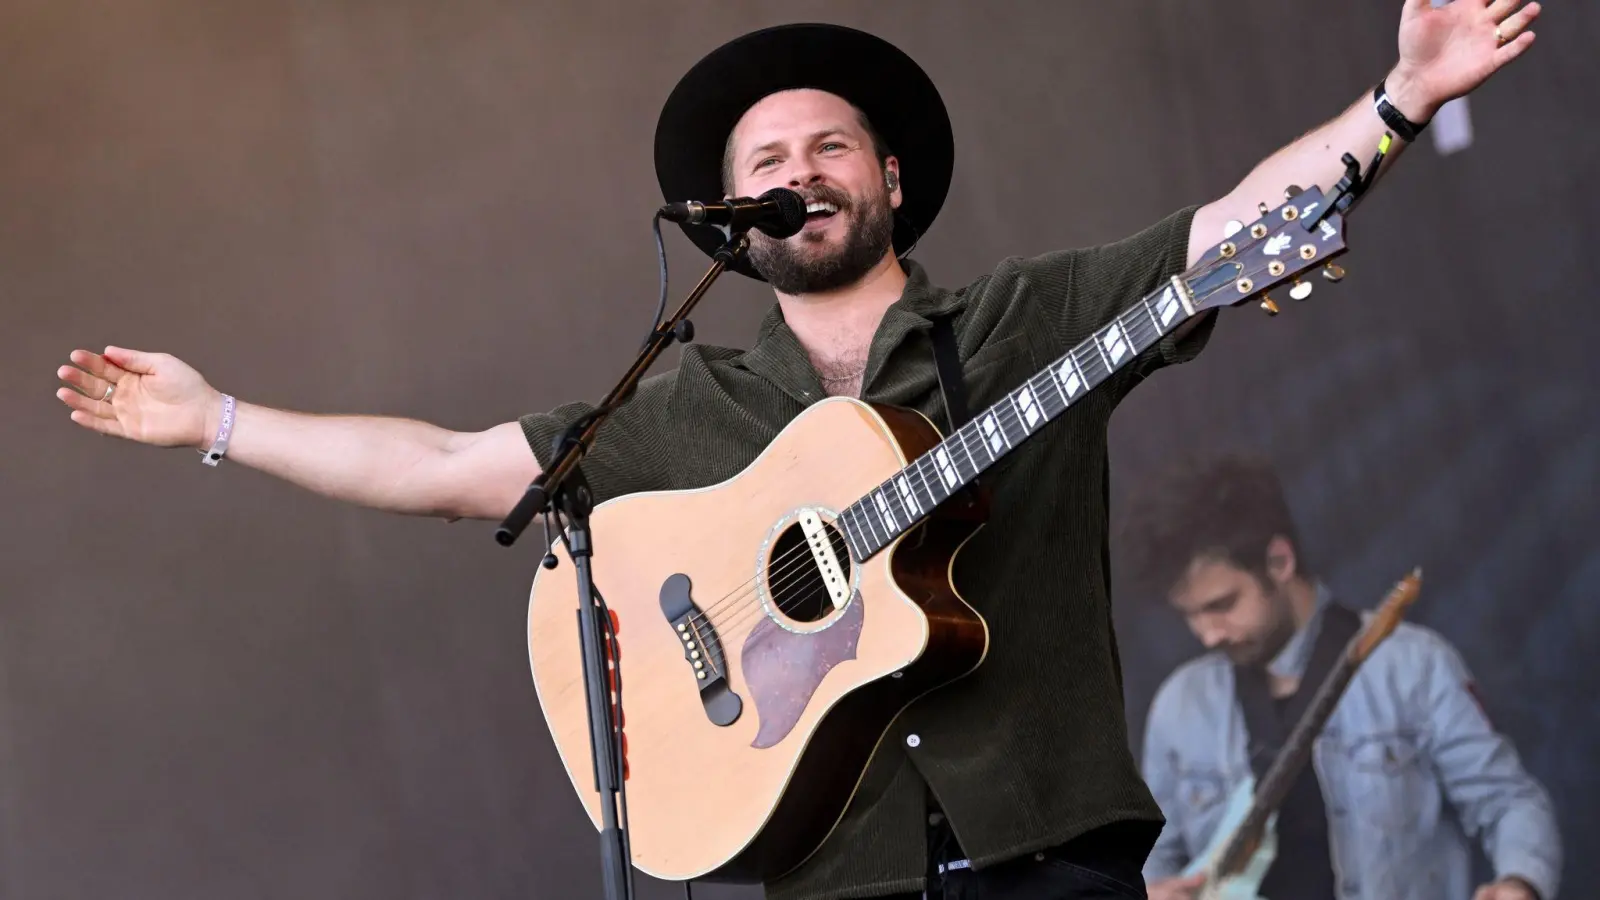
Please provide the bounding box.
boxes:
[659,572,742,727]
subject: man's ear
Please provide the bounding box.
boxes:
[1264,535,1298,587]
[884,156,902,208]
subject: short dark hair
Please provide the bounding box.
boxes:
[1118,453,1311,597]
[720,100,892,195]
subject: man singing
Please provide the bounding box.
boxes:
[55,4,1539,898]
[1122,455,1561,900]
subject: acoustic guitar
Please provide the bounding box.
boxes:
[1182,568,1424,899]
[526,184,1355,883]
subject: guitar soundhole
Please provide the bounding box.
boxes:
[766,520,854,624]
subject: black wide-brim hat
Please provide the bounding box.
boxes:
[653,23,953,281]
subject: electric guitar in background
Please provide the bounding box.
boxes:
[525,156,1376,884]
[1183,568,1425,900]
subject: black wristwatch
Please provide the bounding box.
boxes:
[1373,79,1429,143]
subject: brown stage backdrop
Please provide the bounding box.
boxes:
[3,2,1596,898]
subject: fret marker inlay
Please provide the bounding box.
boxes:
[873,491,897,530]
[1102,323,1129,364]
[1057,358,1084,397]
[1157,287,1180,325]
[896,476,920,515]
[934,447,959,488]
[981,413,1006,454]
[1017,387,1040,429]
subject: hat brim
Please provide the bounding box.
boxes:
[653,23,953,281]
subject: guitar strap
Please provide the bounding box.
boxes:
[1234,601,1362,778]
[929,314,971,431]
[1234,600,1359,899]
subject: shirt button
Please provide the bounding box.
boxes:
[906,734,921,748]
[928,812,944,826]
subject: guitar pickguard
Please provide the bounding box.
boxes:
[1185,778,1277,900]
[742,593,864,749]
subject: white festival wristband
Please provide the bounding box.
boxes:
[199,394,236,467]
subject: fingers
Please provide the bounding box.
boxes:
[102,345,160,375]
[1495,29,1536,65]
[1499,1,1539,36]
[67,348,129,382]
[1486,0,1522,19]
[57,363,115,404]
[68,408,127,438]
[57,387,124,437]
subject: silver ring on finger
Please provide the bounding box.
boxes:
[102,383,115,403]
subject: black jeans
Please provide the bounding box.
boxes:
[884,816,1157,900]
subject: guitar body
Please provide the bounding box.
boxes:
[1184,778,1277,900]
[525,397,990,883]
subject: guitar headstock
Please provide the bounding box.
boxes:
[1353,567,1423,660]
[1183,184,1350,317]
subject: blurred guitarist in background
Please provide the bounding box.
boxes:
[1121,455,1561,900]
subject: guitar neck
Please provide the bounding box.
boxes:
[1213,633,1363,876]
[837,276,1199,560]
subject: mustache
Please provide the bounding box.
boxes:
[798,184,853,212]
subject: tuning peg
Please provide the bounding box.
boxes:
[1260,296,1280,315]
[1321,263,1346,282]
[1258,201,1271,216]
[1284,184,1303,199]
[1289,280,1313,301]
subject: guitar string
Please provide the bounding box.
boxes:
[687,306,1179,641]
[676,219,1316,637]
[680,309,1178,642]
[687,287,1253,643]
[690,209,1328,633]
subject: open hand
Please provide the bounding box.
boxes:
[57,347,221,449]
[1391,0,1539,118]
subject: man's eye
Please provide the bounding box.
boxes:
[756,157,779,169]
[820,142,844,152]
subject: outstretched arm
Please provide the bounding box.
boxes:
[1188,0,1539,267]
[57,346,538,521]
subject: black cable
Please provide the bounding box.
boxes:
[547,214,677,900]
[648,211,670,345]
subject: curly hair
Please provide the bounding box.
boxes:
[1118,453,1311,598]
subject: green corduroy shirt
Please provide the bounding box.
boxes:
[521,205,1213,900]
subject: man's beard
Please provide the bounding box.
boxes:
[748,182,895,294]
[1226,586,1299,668]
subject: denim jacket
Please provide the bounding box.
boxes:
[1140,586,1562,900]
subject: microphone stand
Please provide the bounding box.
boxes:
[494,228,752,900]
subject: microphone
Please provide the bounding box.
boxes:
[659,187,807,238]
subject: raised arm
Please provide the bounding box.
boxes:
[1189,0,1539,268]
[57,346,538,521]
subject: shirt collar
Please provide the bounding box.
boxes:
[1266,581,1334,681]
[733,258,968,403]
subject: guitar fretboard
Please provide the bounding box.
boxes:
[836,277,1195,561]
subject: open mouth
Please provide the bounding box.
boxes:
[804,200,840,223]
